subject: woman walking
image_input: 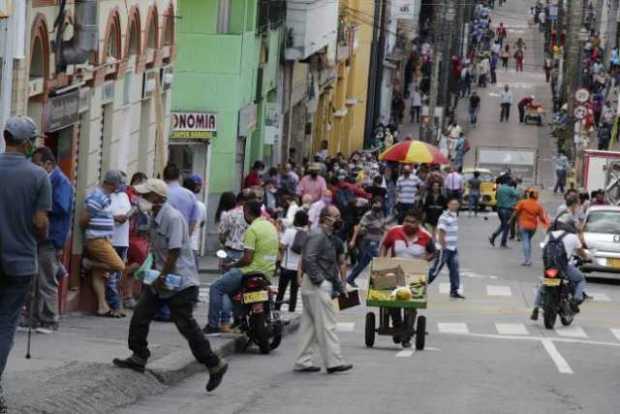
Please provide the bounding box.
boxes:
[512,189,549,266]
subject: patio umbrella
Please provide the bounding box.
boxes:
[379,140,450,165]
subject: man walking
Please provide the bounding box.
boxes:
[444,167,464,202]
[428,199,464,299]
[499,84,513,122]
[113,179,228,392]
[553,152,570,194]
[0,116,52,411]
[396,166,422,223]
[490,180,521,248]
[294,206,352,373]
[469,91,481,126]
[29,147,74,332]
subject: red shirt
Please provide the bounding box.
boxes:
[382,226,434,259]
[244,170,262,189]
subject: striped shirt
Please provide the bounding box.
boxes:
[84,187,114,239]
[437,210,459,251]
[396,175,422,204]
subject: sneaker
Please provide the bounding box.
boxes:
[203,325,221,335]
[450,292,466,299]
[489,236,495,247]
[206,360,228,392]
[327,364,353,374]
[112,354,147,373]
[530,307,539,321]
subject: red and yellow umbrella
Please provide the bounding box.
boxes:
[379,140,450,165]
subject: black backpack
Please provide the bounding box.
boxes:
[543,231,569,271]
[290,229,308,255]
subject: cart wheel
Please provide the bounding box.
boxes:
[365,312,376,348]
[415,315,427,351]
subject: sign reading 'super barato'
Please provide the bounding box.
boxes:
[171,112,217,139]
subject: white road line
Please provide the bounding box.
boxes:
[611,329,620,341]
[437,323,469,334]
[336,322,355,332]
[396,350,414,358]
[487,285,512,297]
[437,330,620,348]
[439,283,464,294]
[589,292,612,302]
[495,323,529,336]
[555,326,588,339]
[541,339,574,374]
[489,276,499,280]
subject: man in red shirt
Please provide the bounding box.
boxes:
[243,161,265,189]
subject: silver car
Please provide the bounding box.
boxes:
[582,206,620,275]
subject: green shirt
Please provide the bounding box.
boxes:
[240,218,279,280]
[496,185,520,209]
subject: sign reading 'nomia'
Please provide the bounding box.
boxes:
[171,112,217,139]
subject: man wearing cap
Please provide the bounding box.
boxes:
[297,163,327,202]
[0,116,52,411]
[113,179,228,392]
[80,170,126,317]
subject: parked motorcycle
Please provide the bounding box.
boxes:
[216,250,283,353]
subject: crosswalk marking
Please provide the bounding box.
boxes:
[437,323,469,334]
[611,329,620,341]
[589,292,612,302]
[486,285,512,297]
[439,283,464,294]
[555,326,588,339]
[336,322,355,332]
[396,350,414,358]
[495,323,529,335]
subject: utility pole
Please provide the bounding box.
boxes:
[439,0,457,121]
[423,0,446,144]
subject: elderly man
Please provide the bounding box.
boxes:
[294,205,352,374]
[0,117,52,411]
[113,179,228,392]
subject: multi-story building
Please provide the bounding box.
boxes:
[6,0,177,311]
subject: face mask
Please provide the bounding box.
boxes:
[138,198,154,213]
[310,172,318,178]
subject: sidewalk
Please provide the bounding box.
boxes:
[4,297,299,414]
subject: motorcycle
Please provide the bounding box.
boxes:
[216,250,283,354]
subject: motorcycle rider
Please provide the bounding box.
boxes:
[530,206,588,321]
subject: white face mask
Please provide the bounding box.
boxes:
[138,198,154,213]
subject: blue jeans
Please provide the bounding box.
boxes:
[468,192,480,214]
[428,249,460,294]
[491,208,513,246]
[208,268,244,328]
[1,274,33,377]
[521,229,536,263]
[106,246,127,311]
[534,264,586,306]
[347,240,380,283]
[469,108,479,124]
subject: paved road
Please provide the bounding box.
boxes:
[115,2,620,413]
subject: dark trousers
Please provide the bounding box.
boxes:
[428,249,460,294]
[491,207,513,247]
[276,268,299,312]
[554,169,567,193]
[397,203,416,224]
[410,106,421,123]
[500,103,511,121]
[129,286,219,368]
[518,105,526,123]
[0,274,33,376]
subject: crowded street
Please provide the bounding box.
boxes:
[3,0,620,413]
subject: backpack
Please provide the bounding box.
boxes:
[290,229,308,255]
[335,187,355,211]
[542,232,569,271]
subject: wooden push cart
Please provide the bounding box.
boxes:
[364,258,428,350]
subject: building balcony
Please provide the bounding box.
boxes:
[285,0,339,61]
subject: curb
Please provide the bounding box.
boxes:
[9,315,300,414]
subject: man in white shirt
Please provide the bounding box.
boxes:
[444,167,464,202]
[499,84,513,122]
[108,177,132,317]
[184,175,207,270]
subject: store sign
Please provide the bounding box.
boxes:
[392,0,415,20]
[238,103,257,137]
[46,90,79,132]
[171,112,217,140]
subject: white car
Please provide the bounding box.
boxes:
[581,206,620,275]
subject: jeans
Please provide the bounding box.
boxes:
[534,264,586,306]
[500,103,511,121]
[491,208,513,246]
[0,274,33,377]
[347,240,380,284]
[128,286,220,368]
[428,249,460,294]
[468,192,480,214]
[469,108,479,124]
[553,169,567,193]
[521,229,536,263]
[208,268,244,328]
[106,246,128,311]
[276,268,299,312]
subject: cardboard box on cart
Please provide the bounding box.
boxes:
[369,257,428,287]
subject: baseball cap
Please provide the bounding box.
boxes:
[103,170,123,188]
[189,174,203,186]
[4,116,38,143]
[134,178,168,198]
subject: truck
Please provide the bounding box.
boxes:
[474,146,539,186]
[583,150,620,204]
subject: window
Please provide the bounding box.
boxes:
[217,0,231,33]
[585,210,620,234]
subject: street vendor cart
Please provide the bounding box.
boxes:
[365,258,428,350]
[524,101,545,126]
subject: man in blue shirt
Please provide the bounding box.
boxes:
[489,180,521,248]
[29,147,74,332]
[0,116,52,411]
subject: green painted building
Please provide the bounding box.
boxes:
[170,0,285,251]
